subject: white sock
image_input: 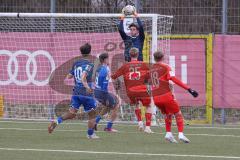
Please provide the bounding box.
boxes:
[166,132,173,137]
[179,132,184,137]
[138,121,143,126]
[145,126,150,130]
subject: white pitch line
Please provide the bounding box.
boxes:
[185,126,240,130]
[0,120,240,130]
[0,127,240,138]
[0,147,239,159]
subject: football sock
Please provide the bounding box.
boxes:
[179,132,184,137]
[87,128,94,136]
[165,114,172,132]
[106,121,113,129]
[175,113,184,132]
[135,108,142,121]
[145,113,152,126]
[57,116,63,124]
[95,115,102,124]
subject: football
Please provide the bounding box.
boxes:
[122,5,136,16]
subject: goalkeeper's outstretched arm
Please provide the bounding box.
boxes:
[118,16,127,40]
[135,14,145,40]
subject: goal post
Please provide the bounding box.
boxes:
[0,12,173,122]
[156,34,213,124]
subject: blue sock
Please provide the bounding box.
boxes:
[57,117,63,124]
[87,128,94,136]
[95,115,102,124]
[106,121,113,129]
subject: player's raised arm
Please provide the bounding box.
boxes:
[118,15,127,40]
[135,13,145,40]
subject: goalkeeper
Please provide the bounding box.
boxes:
[118,11,145,62]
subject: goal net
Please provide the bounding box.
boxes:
[0,13,173,121]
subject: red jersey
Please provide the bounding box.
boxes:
[150,63,190,97]
[111,60,149,97]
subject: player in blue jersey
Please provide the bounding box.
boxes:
[118,12,145,62]
[94,53,119,132]
[48,43,99,139]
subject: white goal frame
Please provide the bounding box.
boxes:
[0,12,173,122]
[0,12,173,62]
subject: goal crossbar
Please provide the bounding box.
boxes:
[0,12,173,18]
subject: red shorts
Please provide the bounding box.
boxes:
[153,92,180,114]
[127,85,151,106]
[129,96,151,106]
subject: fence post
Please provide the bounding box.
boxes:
[50,0,56,32]
[221,0,228,124]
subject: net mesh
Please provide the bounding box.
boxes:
[0,14,173,121]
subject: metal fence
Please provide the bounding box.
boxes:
[0,0,239,34]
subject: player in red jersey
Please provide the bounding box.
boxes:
[151,51,198,143]
[111,47,153,133]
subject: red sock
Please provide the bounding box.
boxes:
[175,113,184,132]
[135,108,142,122]
[165,114,172,132]
[145,113,152,126]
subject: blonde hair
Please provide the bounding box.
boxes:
[129,47,139,58]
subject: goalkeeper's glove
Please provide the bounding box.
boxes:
[188,88,199,98]
[133,11,138,17]
[120,15,125,20]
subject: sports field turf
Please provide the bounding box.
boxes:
[0,120,240,160]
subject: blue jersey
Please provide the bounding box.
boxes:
[118,17,145,62]
[95,65,110,92]
[94,65,117,108]
[69,59,94,96]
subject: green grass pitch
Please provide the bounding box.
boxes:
[0,120,240,160]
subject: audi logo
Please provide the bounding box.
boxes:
[0,50,55,86]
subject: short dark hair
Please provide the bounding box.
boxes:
[129,47,139,58]
[129,23,139,30]
[99,52,109,63]
[153,51,164,62]
[80,43,91,55]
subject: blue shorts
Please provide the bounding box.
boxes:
[70,95,96,112]
[94,89,117,108]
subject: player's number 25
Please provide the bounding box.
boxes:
[129,67,141,80]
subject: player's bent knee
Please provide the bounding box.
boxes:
[174,110,182,116]
[69,107,78,115]
[88,109,97,120]
[99,106,108,116]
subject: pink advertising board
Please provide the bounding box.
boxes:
[213,35,240,108]
[1,32,238,108]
